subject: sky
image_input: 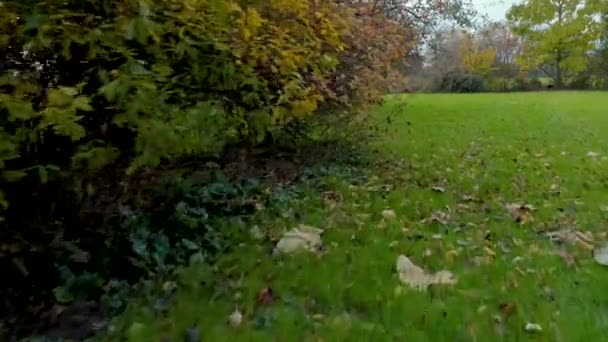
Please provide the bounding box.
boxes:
[471,0,521,21]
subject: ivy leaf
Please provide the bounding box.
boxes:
[53,285,75,303]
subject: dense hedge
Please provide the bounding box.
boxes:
[0,0,410,209]
[0,0,412,335]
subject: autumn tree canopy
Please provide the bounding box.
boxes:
[507,0,604,87]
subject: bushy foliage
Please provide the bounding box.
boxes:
[0,0,416,335]
[0,0,410,213]
[0,0,349,176]
[485,77,543,92]
[440,72,485,93]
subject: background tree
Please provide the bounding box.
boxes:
[589,11,608,88]
[476,22,523,78]
[507,0,601,88]
[460,32,497,76]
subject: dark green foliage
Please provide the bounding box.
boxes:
[441,72,485,93]
[514,78,543,91]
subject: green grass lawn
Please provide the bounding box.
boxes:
[114,92,608,341]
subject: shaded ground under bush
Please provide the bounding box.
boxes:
[0,139,371,341]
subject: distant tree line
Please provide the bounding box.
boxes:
[408,0,608,92]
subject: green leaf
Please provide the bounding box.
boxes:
[60,87,79,97]
[47,89,73,107]
[0,96,37,121]
[2,170,27,182]
[38,165,48,184]
[181,238,199,251]
[73,96,94,111]
[53,286,75,303]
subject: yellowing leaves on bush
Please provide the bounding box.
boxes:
[0,0,417,292]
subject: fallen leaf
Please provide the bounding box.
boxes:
[505,203,535,224]
[545,229,594,250]
[396,255,456,291]
[483,246,496,257]
[274,225,323,254]
[472,255,493,266]
[593,243,608,266]
[456,203,472,212]
[311,314,325,321]
[555,249,576,267]
[424,211,450,225]
[228,308,243,327]
[69,249,90,263]
[322,191,343,208]
[499,302,517,318]
[256,287,274,306]
[382,209,397,220]
[162,281,177,293]
[524,322,543,333]
[445,249,460,262]
[462,194,480,202]
[431,186,446,193]
[249,225,265,240]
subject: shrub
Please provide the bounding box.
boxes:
[511,77,543,91]
[0,0,415,335]
[440,72,485,93]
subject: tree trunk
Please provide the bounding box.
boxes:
[555,49,563,89]
[555,0,564,89]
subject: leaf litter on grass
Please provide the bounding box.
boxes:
[505,203,535,224]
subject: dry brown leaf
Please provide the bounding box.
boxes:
[505,203,535,224]
[274,225,323,254]
[593,243,608,266]
[256,287,274,306]
[462,194,481,203]
[456,203,472,212]
[499,302,517,318]
[472,255,493,266]
[555,249,576,267]
[431,186,446,193]
[396,255,456,291]
[545,229,594,250]
[382,209,397,220]
[483,246,496,257]
[322,191,343,209]
[424,211,450,225]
